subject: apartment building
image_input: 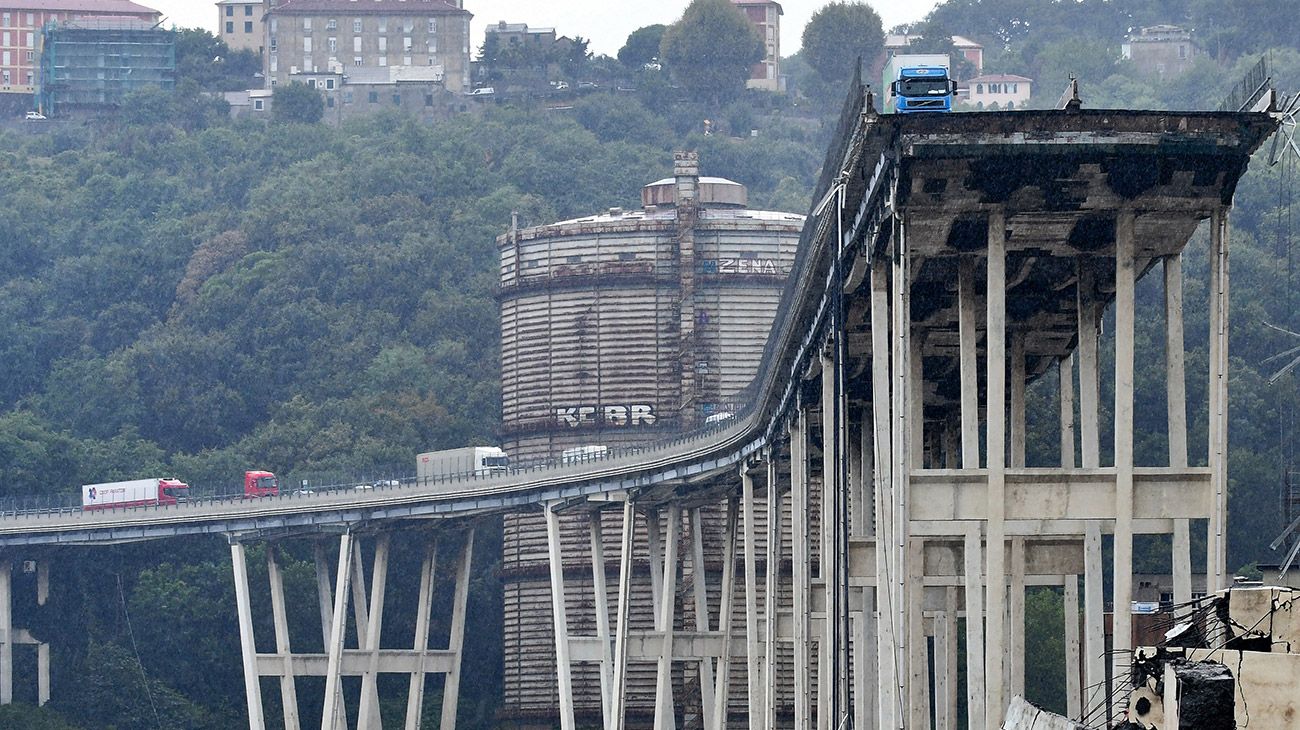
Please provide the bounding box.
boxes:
[265,0,471,94]
[731,0,781,91]
[0,0,159,96]
[216,0,265,54]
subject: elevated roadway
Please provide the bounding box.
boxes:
[0,91,1279,730]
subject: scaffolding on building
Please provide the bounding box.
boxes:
[36,18,175,116]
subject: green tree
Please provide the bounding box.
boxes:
[801,2,884,95]
[618,24,667,68]
[272,82,324,124]
[660,0,763,105]
[174,28,261,92]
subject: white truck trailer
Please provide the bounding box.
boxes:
[82,477,189,510]
[417,446,509,483]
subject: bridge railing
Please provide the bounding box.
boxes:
[0,402,755,519]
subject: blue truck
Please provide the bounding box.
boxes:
[882,54,957,114]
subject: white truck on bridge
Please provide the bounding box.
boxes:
[417,446,509,484]
[82,478,190,510]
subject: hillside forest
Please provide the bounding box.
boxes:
[0,0,1298,725]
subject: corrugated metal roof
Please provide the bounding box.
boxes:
[272,0,468,15]
[0,0,159,13]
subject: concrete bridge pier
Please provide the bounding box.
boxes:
[228,527,476,730]
[0,557,51,708]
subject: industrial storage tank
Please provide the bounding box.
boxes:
[498,152,805,724]
[499,152,803,461]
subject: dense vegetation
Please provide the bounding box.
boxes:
[0,0,1298,725]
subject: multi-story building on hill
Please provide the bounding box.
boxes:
[216,0,265,54]
[731,0,781,91]
[1122,24,1197,80]
[36,17,174,115]
[264,0,471,94]
[0,0,159,98]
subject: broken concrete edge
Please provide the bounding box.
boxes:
[1002,695,1087,729]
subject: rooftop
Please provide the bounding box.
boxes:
[968,74,1033,83]
[1,0,159,13]
[271,0,469,16]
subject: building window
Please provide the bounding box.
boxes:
[326,96,334,107]
[245,21,253,33]
[378,36,386,52]
[26,13,33,25]
[26,31,34,46]
[975,83,983,94]
[3,32,10,46]
[368,90,378,103]
[2,51,10,66]
[353,19,362,32]
[26,50,33,61]
[378,18,387,33]
[325,78,335,89]
[1178,44,1187,59]
[326,18,336,30]
[354,56,362,67]
[343,91,353,104]
[253,98,264,110]
[403,55,411,65]
[403,18,413,33]
[392,92,401,105]
[270,54,278,72]
[270,17,277,33]
[353,37,361,53]
[225,6,233,16]
[378,56,387,66]
[403,36,412,52]
[303,18,311,31]
[25,71,32,85]
[424,93,433,106]
[244,4,253,16]
[303,37,312,53]
[429,33,437,53]
[328,37,337,53]
[1,71,9,85]
[303,56,312,71]
[226,21,234,34]
[270,37,277,51]
[427,18,437,33]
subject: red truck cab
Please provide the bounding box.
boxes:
[244,470,279,498]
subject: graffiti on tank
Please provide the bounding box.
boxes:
[555,404,657,428]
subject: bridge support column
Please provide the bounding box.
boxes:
[266,545,300,730]
[1112,209,1137,718]
[741,464,762,727]
[545,503,577,730]
[357,533,391,730]
[1164,254,1194,619]
[710,496,738,730]
[589,512,614,727]
[322,531,353,730]
[963,525,985,730]
[611,500,635,730]
[984,206,1008,728]
[652,504,681,730]
[405,536,438,728]
[790,408,811,730]
[230,541,267,730]
[869,256,898,730]
[0,557,10,706]
[1064,575,1082,719]
[688,507,717,729]
[440,530,474,730]
[764,455,785,729]
[1083,521,1105,721]
[1207,207,1230,594]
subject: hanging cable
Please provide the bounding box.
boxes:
[117,573,162,729]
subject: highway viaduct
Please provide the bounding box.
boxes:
[0,83,1279,729]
